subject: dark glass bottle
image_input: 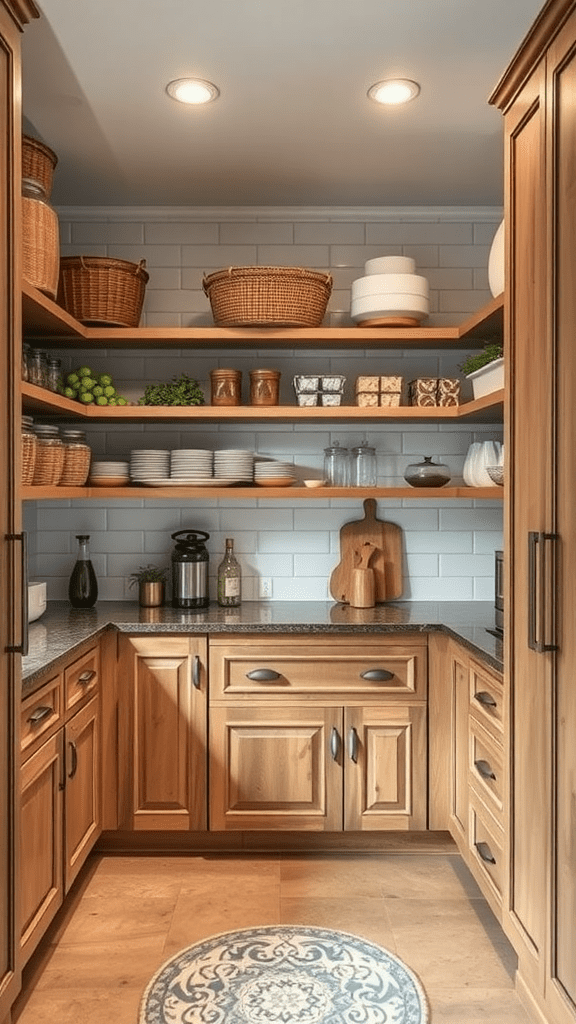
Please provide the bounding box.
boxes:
[68,534,98,608]
[217,538,241,607]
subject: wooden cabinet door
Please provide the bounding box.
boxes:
[344,705,427,831]
[64,695,101,892]
[209,705,343,831]
[547,9,576,1016]
[20,733,63,963]
[504,55,551,974]
[428,633,470,845]
[118,636,208,832]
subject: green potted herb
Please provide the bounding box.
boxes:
[459,342,504,399]
[138,372,205,406]
[129,564,168,607]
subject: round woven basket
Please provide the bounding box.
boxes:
[57,256,149,327]
[202,266,333,327]
[22,188,60,298]
[22,135,58,198]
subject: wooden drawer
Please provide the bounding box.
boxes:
[64,646,100,714]
[468,717,504,824]
[209,637,427,701]
[468,793,504,910]
[469,659,504,738]
[21,675,63,761]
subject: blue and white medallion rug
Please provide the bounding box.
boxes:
[139,924,429,1024]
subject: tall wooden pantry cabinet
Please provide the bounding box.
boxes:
[491,1,576,1022]
[0,3,38,1023]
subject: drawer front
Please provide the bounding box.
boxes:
[468,718,504,824]
[210,639,427,700]
[469,660,504,738]
[21,675,63,759]
[64,645,100,714]
[468,794,504,908]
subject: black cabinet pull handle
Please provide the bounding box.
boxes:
[192,654,201,689]
[474,758,496,781]
[68,740,78,779]
[78,670,96,685]
[474,691,497,708]
[475,841,496,865]
[360,668,394,682]
[348,727,359,764]
[27,705,53,725]
[6,531,28,656]
[330,727,340,761]
[246,668,281,681]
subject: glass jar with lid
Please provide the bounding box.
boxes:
[27,349,48,388]
[59,428,92,487]
[31,424,64,486]
[323,441,349,487]
[22,343,31,382]
[21,415,37,486]
[351,441,377,487]
[45,357,62,393]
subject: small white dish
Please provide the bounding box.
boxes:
[303,479,326,488]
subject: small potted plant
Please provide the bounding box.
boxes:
[129,564,168,607]
[459,342,504,399]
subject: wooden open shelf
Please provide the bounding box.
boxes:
[22,282,504,349]
[21,381,504,424]
[21,483,504,501]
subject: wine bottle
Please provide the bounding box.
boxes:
[68,534,98,608]
[217,538,241,607]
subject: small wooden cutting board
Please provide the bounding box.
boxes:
[329,498,403,604]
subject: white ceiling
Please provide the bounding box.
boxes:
[21,0,543,209]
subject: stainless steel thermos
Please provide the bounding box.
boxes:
[170,529,210,609]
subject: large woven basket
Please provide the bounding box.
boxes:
[57,256,149,327]
[202,266,333,327]
[22,189,60,298]
[22,135,58,198]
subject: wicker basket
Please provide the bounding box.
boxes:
[32,439,65,487]
[202,266,333,327]
[22,187,60,298]
[57,256,149,327]
[60,444,91,487]
[22,135,58,198]
[21,431,37,486]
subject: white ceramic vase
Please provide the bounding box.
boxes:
[464,441,502,486]
[488,220,505,297]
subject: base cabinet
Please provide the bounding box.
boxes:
[209,635,427,833]
[117,636,208,831]
[63,696,100,892]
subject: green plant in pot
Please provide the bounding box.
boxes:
[459,342,504,399]
[129,564,168,607]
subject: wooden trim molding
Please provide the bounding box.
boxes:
[489,0,575,111]
[1,0,39,30]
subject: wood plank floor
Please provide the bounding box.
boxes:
[13,852,532,1024]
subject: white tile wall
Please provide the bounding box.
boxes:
[29,205,504,601]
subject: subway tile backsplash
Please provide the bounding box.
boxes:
[28,205,504,601]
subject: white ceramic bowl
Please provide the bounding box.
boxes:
[351,273,429,300]
[364,256,416,275]
[303,479,325,488]
[350,292,429,322]
[28,581,46,623]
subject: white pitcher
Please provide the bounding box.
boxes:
[474,440,502,486]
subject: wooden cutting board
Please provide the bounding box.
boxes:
[329,498,403,604]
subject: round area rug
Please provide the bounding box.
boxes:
[139,924,428,1024]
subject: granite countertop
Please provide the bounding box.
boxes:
[21,600,503,696]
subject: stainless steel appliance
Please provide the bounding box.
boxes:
[494,549,504,635]
[170,529,210,609]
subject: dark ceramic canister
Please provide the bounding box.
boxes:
[404,456,451,488]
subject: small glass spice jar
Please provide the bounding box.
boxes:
[28,349,48,388]
[46,356,62,393]
[59,428,92,486]
[22,343,31,381]
[249,368,281,406]
[21,415,37,486]
[210,368,242,406]
[31,423,64,486]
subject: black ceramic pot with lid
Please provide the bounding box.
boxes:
[170,529,210,609]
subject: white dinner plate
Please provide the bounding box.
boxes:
[139,477,245,487]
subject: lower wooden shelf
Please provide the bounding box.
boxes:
[21,484,504,501]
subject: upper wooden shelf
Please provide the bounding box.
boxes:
[21,483,504,501]
[22,282,504,349]
[21,381,505,424]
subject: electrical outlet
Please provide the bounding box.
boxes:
[259,577,273,600]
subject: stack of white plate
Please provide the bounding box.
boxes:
[214,449,254,483]
[130,449,170,482]
[254,460,296,487]
[170,449,213,480]
[350,255,429,326]
[89,461,130,486]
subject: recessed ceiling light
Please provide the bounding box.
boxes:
[367,79,420,106]
[166,78,220,105]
